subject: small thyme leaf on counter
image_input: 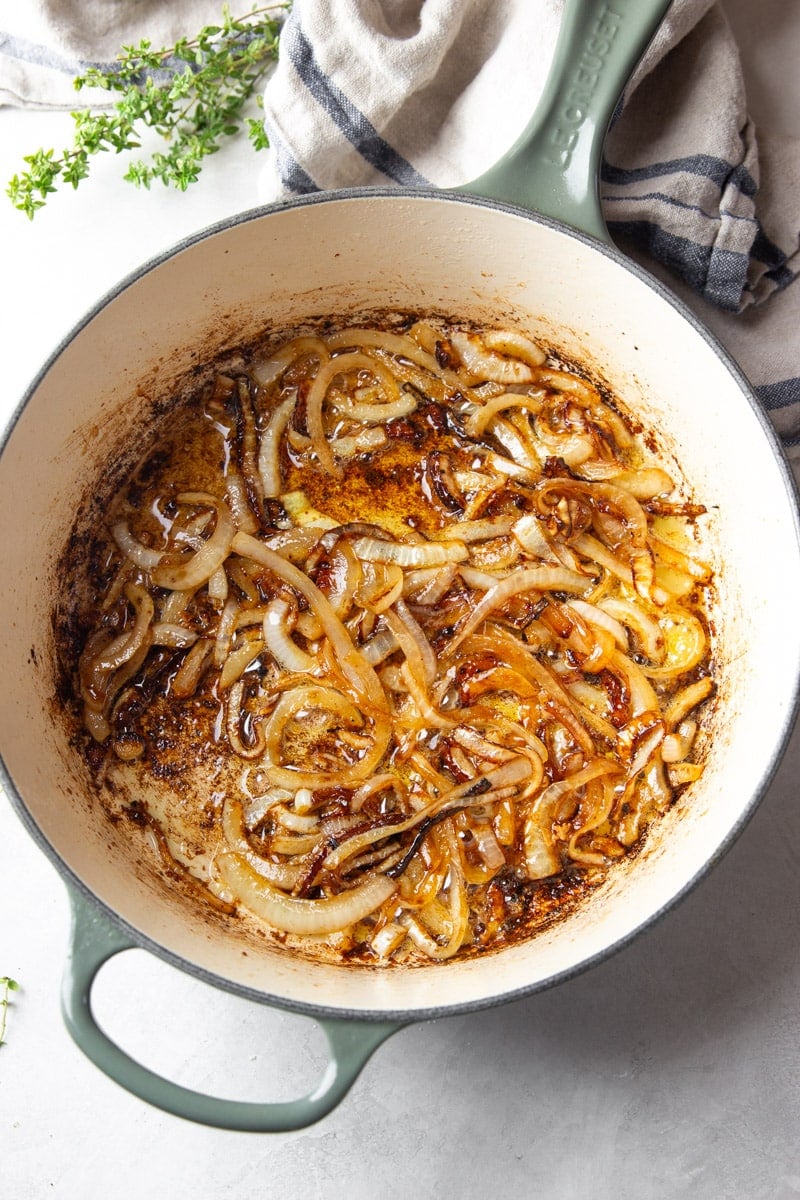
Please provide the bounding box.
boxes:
[6,3,288,218]
[0,977,20,1047]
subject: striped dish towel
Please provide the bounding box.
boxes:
[256,0,800,463]
[2,1,798,463]
[0,1,230,109]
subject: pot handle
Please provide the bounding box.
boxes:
[61,887,405,1132]
[458,0,672,244]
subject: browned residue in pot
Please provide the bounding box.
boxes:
[50,309,718,968]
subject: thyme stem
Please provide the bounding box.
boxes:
[6,3,289,218]
[0,977,20,1047]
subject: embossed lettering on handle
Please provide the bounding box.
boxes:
[460,0,672,243]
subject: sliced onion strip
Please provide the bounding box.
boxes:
[80,583,154,708]
[262,684,387,790]
[384,599,437,686]
[231,531,388,713]
[445,565,589,657]
[663,676,714,728]
[252,335,329,387]
[323,327,442,375]
[258,394,296,499]
[217,849,396,935]
[330,395,415,424]
[226,678,267,759]
[218,635,265,689]
[171,637,213,698]
[353,535,468,568]
[151,622,198,649]
[214,595,240,667]
[640,608,707,680]
[152,493,235,591]
[523,758,622,879]
[609,649,659,716]
[450,330,536,385]
[221,797,302,889]
[323,757,532,873]
[262,598,314,673]
[565,599,629,651]
[466,393,544,438]
[111,521,163,570]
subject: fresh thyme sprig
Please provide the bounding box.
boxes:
[6,4,288,218]
[0,977,20,1047]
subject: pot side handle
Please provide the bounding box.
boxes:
[61,887,405,1132]
[457,0,672,244]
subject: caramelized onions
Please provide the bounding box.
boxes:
[262,597,314,673]
[152,493,235,591]
[217,850,397,936]
[352,536,468,568]
[69,316,715,967]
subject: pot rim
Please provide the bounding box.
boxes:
[3,717,797,1027]
[2,184,800,1024]
[2,184,793,478]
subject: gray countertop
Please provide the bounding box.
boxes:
[1,2,798,1196]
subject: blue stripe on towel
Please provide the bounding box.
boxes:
[608,219,748,310]
[0,31,85,75]
[749,229,797,290]
[286,20,429,187]
[755,380,800,446]
[762,262,797,292]
[756,378,800,413]
[601,154,757,198]
[0,31,182,84]
[268,128,320,194]
[602,189,757,228]
[750,227,791,271]
[0,31,200,87]
[605,195,797,301]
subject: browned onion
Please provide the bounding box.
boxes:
[262,597,314,673]
[252,335,329,387]
[258,394,296,499]
[111,521,163,570]
[71,317,715,966]
[152,494,235,591]
[230,531,389,715]
[445,565,590,656]
[450,330,537,384]
[353,535,468,568]
[217,850,397,935]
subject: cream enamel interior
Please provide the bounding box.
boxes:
[1,192,799,1018]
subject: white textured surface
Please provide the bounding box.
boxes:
[1,3,799,1196]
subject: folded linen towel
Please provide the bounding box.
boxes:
[256,0,800,457]
[258,1,796,311]
[0,1,229,110]
[2,0,798,459]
